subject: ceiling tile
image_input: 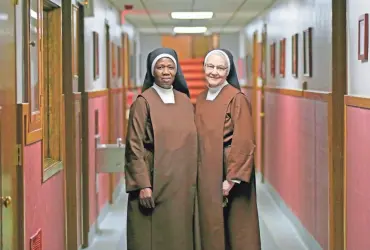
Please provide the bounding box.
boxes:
[113,0,278,32]
[144,2,192,11]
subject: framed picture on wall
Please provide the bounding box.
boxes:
[260,28,267,80]
[270,43,276,78]
[292,33,298,78]
[130,40,136,87]
[358,13,369,62]
[279,38,286,77]
[245,54,252,80]
[117,46,121,78]
[93,31,99,80]
[303,27,313,77]
[111,42,116,78]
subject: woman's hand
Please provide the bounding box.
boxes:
[222,180,235,196]
[139,188,155,208]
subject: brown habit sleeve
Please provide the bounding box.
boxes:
[226,93,256,183]
[125,96,152,192]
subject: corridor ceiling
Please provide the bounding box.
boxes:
[110,0,276,33]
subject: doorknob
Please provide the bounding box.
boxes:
[2,196,12,208]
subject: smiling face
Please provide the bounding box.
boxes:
[153,57,176,89]
[204,53,229,88]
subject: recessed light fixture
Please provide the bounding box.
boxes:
[173,26,207,34]
[171,12,213,20]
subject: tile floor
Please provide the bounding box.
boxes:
[84,176,309,250]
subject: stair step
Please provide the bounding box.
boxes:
[187,80,206,88]
[184,73,205,80]
[181,64,204,72]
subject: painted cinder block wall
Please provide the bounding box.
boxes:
[244,0,332,248]
[345,1,370,249]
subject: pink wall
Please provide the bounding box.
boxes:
[346,106,370,250]
[256,89,261,172]
[88,95,110,225]
[112,91,125,184]
[23,93,123,249]
[24,142,65,250]
[241,88,261,172]
[264,92,329,249]
[346,0,370,248]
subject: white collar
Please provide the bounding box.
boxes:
[206,81,228,101]
[152,83,175,104]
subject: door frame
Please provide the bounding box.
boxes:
[1,1,22,249]
[76,2,90,248]
[329,0,346,249]
[105,22,116,204]
[260,24,267,183]
[62,0,79,249]
[73,2,86,247]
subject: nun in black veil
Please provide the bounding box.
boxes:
[195,49,261,250]
[125,48,198,250]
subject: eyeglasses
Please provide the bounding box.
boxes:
[205,64,228,73]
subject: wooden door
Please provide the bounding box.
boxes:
[105,23,116,203]
[192,35,210,58]
[161,35,192,60]
[252,31,258,137]
[0,1,19,249]
[260,25,267,182]
[72,4,84,247]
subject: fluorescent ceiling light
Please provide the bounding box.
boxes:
[30,9,38,20]
[0,13,8,21]
[171,12,213,20]
[173,26,207,34]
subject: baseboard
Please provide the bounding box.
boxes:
[87,175,126,246]
[261,175,323,250]
[112,177,125,202]
[87,202,111,246]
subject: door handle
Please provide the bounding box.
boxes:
[2,196,12,208]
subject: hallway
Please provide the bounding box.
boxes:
[2,0,368,249]
[84,174,311,250]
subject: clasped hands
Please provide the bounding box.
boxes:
[139,188,155,209]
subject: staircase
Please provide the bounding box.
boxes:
[180,58,206,104]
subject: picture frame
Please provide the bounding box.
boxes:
[270,43,276,78]
[358,13,369,62]
[258,42,264,79]
[260,28,267,80]
[303,27,313,77]
[117,45,121,78]
[279,38,286,77]
[292,33,298,78]
[93,31,99,80]
[245,54,252,80]
[111,42,116,78]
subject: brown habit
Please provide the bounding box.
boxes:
[195,84,261,250]
[125,88,198,250]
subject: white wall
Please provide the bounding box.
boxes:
[15,0,134,100]
[16,0,24,103]
[244,0,332,92]
[138,33,162,84]
[219,32,243,84]
[347,0,370,97]
[84,0,124,91]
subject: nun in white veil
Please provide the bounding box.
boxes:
[195,49,261,250]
